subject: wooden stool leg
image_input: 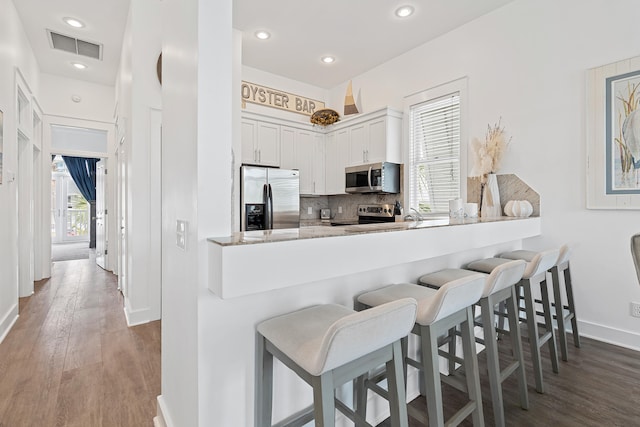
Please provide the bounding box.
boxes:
[461,307,484,427]
[507,287,529,410]
[354,374,367,425]
[387,341,409,427]
[551,265,569,361]
[481,296,505,427]
[447,327,457,375]
[255,335,273,427]
[540,276,559,374]
[564,265,581,348]
[420,325,445,427]
[522,279,545,393]
[312,373,335,427]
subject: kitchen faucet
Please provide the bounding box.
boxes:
[404,207,424,221]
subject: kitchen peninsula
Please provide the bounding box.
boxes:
[204,215,540,425]
[208,216,540,299]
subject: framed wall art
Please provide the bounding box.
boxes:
[587,55,640,209]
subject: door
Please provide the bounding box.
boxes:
[116,144,127,295]
[349,123,368,165]
[51,171,90,243]
[95,159,107,269]
[256,122,280,166]
[240,165,267,231]
[267,168,299,229]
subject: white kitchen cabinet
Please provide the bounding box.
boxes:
[241,118,280,166]
[325,131,349,194]
[341,108,402,166]
[280,125,296,170]
[241,107,401,196]
[348,123,367,165]
[297,129,325,195]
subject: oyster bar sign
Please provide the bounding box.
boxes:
[241,81,325,116]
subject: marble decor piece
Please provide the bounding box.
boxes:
[467,174,540,217]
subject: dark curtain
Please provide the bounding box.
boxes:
[62,156,97,202]
[62,156,99,248]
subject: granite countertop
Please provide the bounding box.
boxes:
[209,216,534,246]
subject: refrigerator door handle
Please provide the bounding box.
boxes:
[267,184,274,229]
[262,184,270,229]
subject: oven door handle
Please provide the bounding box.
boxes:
[367,166,373,190]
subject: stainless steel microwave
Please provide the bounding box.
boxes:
[345,162,401,194]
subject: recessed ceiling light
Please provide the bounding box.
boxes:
[395,5,415,18]
[63,17,85,28]
[321,56,335,64]
[255,30,271,40]
[71,62,87,70]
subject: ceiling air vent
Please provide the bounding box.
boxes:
[47,30,102,60]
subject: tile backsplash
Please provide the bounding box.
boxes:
[300,192,404,222]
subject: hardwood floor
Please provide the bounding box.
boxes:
[380,331,640,426]
[0,259,160,427]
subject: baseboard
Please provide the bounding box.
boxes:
[578,319,640,352]
[0,303,19,345]
[154,395,174,427]
[123,304,160,327]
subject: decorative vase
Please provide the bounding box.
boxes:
[481,173,502,218]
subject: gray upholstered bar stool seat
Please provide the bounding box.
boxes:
[255,299,417,427]
[467,249,560,394]
[418,259,529,427]
[501,245,580,361]
[356,275,486,427]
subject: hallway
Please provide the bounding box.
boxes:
[0,259,160,426]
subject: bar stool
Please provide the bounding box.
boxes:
[418,259,528,427]
[501,245,580,361]
[255,298,417,427]
[467,249,560,394]
[356,275,486,427]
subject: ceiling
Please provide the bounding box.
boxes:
[13,0,130,86]
[13,0,514,89]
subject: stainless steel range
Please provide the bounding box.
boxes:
[357,204,397,224]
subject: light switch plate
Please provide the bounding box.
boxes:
[176,220,187,250]
[307,207,313,215]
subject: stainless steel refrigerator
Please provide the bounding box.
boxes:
[240,165,300,231]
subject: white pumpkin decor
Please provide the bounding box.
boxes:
[504,200,533,217]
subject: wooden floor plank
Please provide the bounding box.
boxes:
[379,332,640,426]
[0,258,160,427]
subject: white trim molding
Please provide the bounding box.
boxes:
[0,304,19,345]
[123,305,159,327]
[154,395,174,427]
[578,319,640,352]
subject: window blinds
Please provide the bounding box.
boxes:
[409,93,460,214]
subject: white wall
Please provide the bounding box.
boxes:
[115,0,162,326]
[325,0,640,349]
[0,0,40,342]
[159,0,203,424]
[39,73,115,122]
[158,1,640,425]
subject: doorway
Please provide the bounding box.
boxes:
[51,155,91,261]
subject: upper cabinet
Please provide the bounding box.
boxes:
[297,130,325,195]
[241,118,280,167]
[325,130,349,195]
[241,107,402,195]
[340,108,403,166]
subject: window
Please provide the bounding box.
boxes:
[406,78,466,215]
